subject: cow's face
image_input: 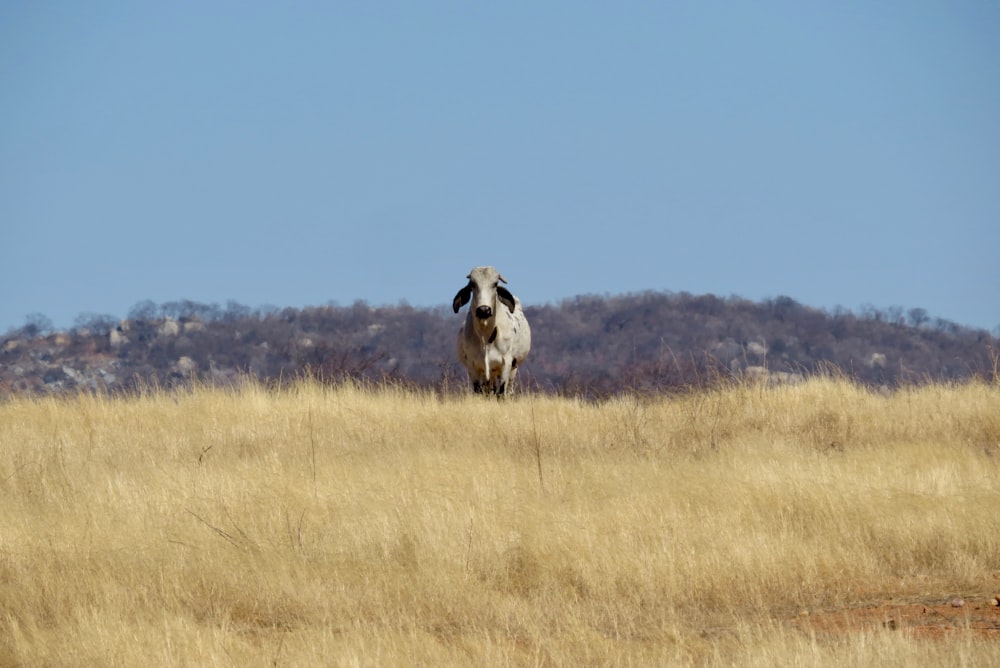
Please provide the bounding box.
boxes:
[453,266,516,319]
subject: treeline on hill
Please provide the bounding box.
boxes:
[2,293,996,397]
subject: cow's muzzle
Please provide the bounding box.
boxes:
[475,305,492,320]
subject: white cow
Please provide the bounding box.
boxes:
[452,266,531,396]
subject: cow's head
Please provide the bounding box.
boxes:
[453,266,516,320]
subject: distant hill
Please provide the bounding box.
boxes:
[2,293,996,397]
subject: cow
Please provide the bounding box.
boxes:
[452,266,531,396]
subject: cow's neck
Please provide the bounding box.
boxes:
[472,316,495,340]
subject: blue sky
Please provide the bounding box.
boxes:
[2,2,998,334]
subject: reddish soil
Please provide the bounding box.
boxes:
[787,596,1000,639]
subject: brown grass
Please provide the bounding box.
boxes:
[1,376,999,666]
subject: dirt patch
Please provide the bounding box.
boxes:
[787,596,1000,639]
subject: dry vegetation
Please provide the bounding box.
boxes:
[2,376,999,666]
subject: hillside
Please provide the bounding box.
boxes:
[2,292,996,397]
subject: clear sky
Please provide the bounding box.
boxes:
[2,1,998,334]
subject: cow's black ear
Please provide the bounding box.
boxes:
[497,286,516,313]
[453,284,473,313]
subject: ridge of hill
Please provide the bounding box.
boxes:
[2,292,996,397]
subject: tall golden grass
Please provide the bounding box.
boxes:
[1,376,999,666]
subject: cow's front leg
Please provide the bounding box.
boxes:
[494,361,513,397]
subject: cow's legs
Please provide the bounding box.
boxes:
[494,362,513,397]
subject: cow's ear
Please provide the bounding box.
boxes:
[453,284,473,313]
[497,286,516,313]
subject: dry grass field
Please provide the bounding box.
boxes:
[2,376,999,666]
